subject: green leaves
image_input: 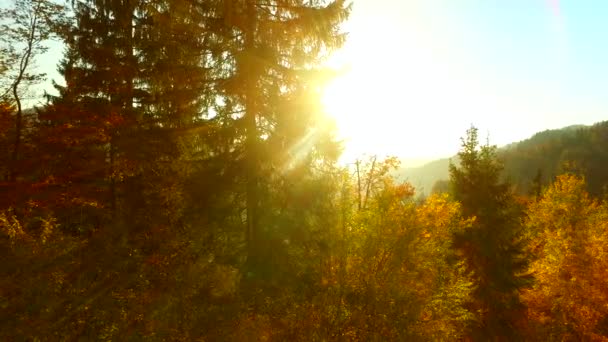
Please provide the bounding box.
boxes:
[449,126,531,340]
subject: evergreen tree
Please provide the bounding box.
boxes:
[211,0,350,279]
[48,0,145,217]
[529,168,543,199]
[449,126,531,340]
[136,0,216,127]
[49,0,217,225]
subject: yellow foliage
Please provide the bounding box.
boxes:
[345,176,474,340]
[523,174,608,339]
[0,207,61,249]
[0,208,25,242]
[39,215,57,245]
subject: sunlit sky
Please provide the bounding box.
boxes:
[11,0,608,166]
[324,0,608,165]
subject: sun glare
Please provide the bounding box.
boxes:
[321,17,455,164]
[321,13,514,165]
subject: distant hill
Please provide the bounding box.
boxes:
[397,121,608,196]
[395,157,451,194]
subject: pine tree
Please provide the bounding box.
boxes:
[213,0,350,278]
[529,168,543,199]
[49,0,218,224]
[34,57,111,231]
[136,0,216,127]
[47,0,145,217]
[449,126,531,340]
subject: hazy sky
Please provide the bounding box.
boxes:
[10,0,608,166]
[325,0,608,165]
[0,0,64,105]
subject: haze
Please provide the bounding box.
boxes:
[323,0,608,165]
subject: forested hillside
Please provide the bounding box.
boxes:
[503,122,608,196]
[2,0,608,340]
[400,121,608,196]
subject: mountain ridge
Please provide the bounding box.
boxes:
[397,121,608,195]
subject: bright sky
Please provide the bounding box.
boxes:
[323,0,608,165]
[7,0,608,167]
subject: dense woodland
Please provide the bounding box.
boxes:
[1,0,608,340]
[402,121,608,198]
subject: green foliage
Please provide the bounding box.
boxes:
[431,179,451,194]
[449,126,531,340]
[501,122,608,196]
[400,121,608,198]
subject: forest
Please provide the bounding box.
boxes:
[2,0,608,340]
[401,121,608,198]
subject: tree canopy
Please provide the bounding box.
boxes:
[1,1,607,340]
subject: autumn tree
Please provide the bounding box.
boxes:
[0,0,66,181]
[449,126,531,340]
[333,157,474,340]
[523,174,608,340]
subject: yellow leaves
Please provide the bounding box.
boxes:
[0,100,13,111]
[0,207,62,251]
[416,194,472,239]
[39,215,56,244]
[393,182,416,199]
[530,174,596,227]
[0,208,25,243]
[69,197,102,209]
[523,173,608,339]
[341,176,474,339]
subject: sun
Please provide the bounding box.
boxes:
[320,14,499,165]
[321,70,363,147]
[320,19,435,163]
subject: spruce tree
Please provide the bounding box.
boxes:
[48,0,145,217]
[48,0,217,225]
[136,0,215,127]
[214,0,350,278]
[449,126,531,340]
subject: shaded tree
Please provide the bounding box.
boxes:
[449,126,531,340]
[211,0,350,271]
[528,168,543,200]
[431,179,450,194]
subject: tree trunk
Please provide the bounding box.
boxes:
[9,10,38,182]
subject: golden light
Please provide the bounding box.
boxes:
[321,17,453,163]
[321,12,515,165]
